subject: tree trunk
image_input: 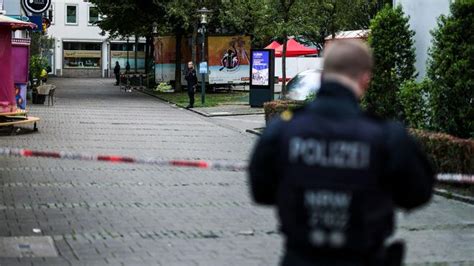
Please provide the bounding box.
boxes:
[134,34,139,73]
[174,32,183,91]
[281,35,288,98]
[150,36,155,85]
[191,23,198,65]
[145,35,150,76]
[145,35,150,87]
[331,2,336,39]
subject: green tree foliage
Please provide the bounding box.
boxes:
[218,0,269,47]
[30,32,54,57]
[90,0,391,92]
[364,5,416,119]
[29,55,48,83]
[291,0,390,48]
[426,1,474,139]
[398,79,432,130]
[90,0,162,38]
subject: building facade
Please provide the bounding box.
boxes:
[46,0,145,78]
[393,0,452,80]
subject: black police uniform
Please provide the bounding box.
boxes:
[185,68,198,108]
[249,81,435,266]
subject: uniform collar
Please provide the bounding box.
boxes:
[317,80,359,102]
[309,81,361,116]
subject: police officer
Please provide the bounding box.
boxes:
[248,40,434,266]
[185,61,198,109]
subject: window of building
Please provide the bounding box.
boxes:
[88,6,99,25]
[63,42,101,50]
[110,42,146,70]
[63,42,102,69]
[66,5,78,25]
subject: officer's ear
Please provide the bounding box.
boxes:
[359,71,372,94]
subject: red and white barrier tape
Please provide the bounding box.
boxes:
[0,147,247,172]
[0,147,472,184]
[437,174,474,185]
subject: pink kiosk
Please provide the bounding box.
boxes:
[0,14,39,132]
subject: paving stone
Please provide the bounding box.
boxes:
[1,78,473,265]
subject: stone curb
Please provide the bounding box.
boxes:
[135,88,263,117]
[192,109,265,118]
[434,188,474,205]
[245,128,263,136]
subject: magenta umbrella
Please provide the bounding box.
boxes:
[0,15,36,113]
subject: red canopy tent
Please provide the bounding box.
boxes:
[264,41,281,50]
[275,38,318,57]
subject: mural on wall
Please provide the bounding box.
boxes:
[207,36,250,84]
[15,83,26,109]
[153,35,251,84]
[153,36,191,83]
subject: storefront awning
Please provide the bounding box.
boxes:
[0,14,36,30]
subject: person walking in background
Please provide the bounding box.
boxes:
[185,61,198,109]
[125,62,131,73]
[40,68,48,84]
[114,62,121,86]
[248,40,434,266]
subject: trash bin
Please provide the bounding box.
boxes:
[32,91,46,104]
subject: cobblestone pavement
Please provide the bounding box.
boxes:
[0,78,280,266]
[0,78,473,265]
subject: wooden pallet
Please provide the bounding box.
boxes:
[0,110,39,134]
[0,109,28,117]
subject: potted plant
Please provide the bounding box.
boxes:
[29,55,48,104]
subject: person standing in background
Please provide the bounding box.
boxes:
[185,61,198,109]
[114,62,121,86]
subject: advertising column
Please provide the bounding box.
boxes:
[249,49,275,107]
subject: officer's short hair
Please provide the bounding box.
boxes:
[323,40,374,79]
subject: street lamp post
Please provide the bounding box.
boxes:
[197,7,212,105]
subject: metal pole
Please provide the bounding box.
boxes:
[201,25,206,105]
[134,35,138,73]
[126,38,129,70]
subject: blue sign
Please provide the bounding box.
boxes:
[251,51,270,86]
[27,16,43,32]
[199,62,208,74]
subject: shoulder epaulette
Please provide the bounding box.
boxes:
[280,110,293,121]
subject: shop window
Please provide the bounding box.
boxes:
[66,5,78,25]
[63,42,101,51]
[88,6,99,25]
[64,57,101,68]
[137,43,146,52]
[63,42,102,69]
[110,42,146,70]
